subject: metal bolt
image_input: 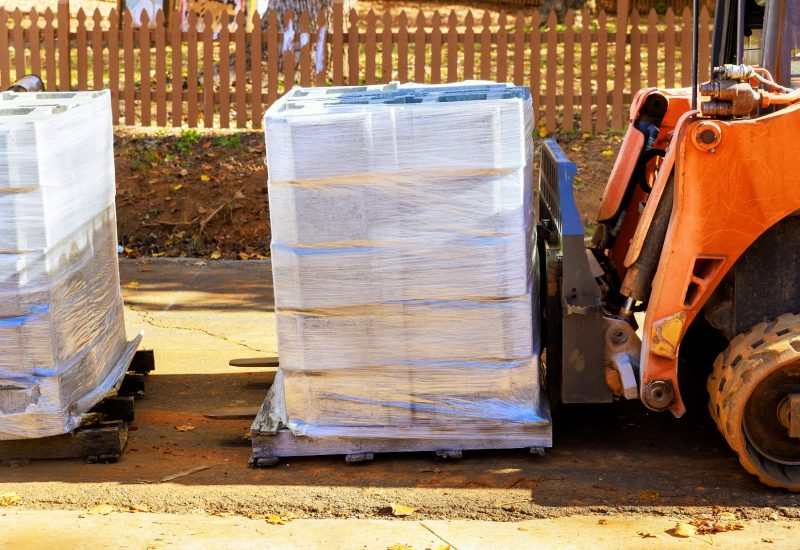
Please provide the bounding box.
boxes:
[644,380,675,410]
[610,328,628,345]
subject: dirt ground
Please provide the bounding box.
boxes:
[114,128,618,259]
[1,259,798,530]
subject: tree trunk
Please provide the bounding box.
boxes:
[539,0,595,23]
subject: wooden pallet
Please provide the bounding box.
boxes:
[0,336,154,464]
[250,383,552,467]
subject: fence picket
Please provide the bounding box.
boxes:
[497,12,507,83]
[647,9,658,87]
[513,12,524,86]
[299,10,311,88]
[545,12,557,134]
[630,9,640,95]
[108,9,119,123]
[91,9,103,89]
[431,12,442,84]
[699,7,711,80]
[562,10,575,132]
[365,9,376,84]
[155,10,167,126]
[282,10,296,93]
[580,9,592,132]
[267,11,278,104]
[464,11,474,81]
[597,10,608,132]
[57,0,70,91]
[680,7,691,86]
[332,0,343,85]
[612,0,629,129]
[315,10,326,86]
[415,12,425,83]
[123,10,135,124]
[446,11,457,83]
[76,9,88,89]
[139,10,151,126]
[0,8,8,89]
[202,11,215,127]
[480,11,491,80]
[171,7,183,126]
[251,12,263,127]
[30,9,41,78]
[187,10,199,126]
[348,9,359,85]
[13,9,25,81]
[219,12,231,128]
[529,11,541,123]
[397,11,408,82]
[664,9,675,88]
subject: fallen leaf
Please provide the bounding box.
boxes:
[387,545,414,550]
[140,259,153,265]
[0,493,20,506]
[238,252,249,261]
[673,523,697,538]
[762,539,774,544]
[210,251,222,260]
[87,504,117,516]
[175,425,196,432]
[538,126,547,138]
[126,281,141,288]
[172,184,183,192]
[234,190,246,200]
[202,142,211,149]
[179,169,188,177]
[601,149,614,157]
[570,145,582,152]
[436,545,451,550]
[597,518,608,525]
[266,512,296,525]
[197,206,208,214]
[638,532,658,538]
[200,175,210,182]
[389,503,416,517]
[128,503,150,513]
[192,261,207,266]
[581,132,592,139]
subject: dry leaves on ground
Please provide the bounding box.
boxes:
[86,504,117,515]
[0,493,20,506]
[690,506,746,534]
[389,503,416,517]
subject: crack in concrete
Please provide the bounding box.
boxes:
[126,304,269,354]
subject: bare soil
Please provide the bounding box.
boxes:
[113,128,619,259]
[0,259,797,525]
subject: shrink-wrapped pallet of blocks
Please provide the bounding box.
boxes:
[254,83,551,458]
[0,90,136,439]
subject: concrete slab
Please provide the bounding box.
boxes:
[1,510,798,550]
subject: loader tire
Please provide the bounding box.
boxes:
[708,313,800,491]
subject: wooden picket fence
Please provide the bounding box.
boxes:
[1,0,713,133]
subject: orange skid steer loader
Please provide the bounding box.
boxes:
[540,0,800,489]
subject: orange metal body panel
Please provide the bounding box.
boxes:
[598,89,692,227]
[640,102,800,416]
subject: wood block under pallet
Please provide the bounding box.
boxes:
[250,386,552,466]
[0,340,153,464]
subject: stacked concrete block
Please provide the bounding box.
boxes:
[0,90,127,439]
[265,83,548,441]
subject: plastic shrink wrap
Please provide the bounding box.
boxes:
[265,83,550,441]
[0,90,128,439]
